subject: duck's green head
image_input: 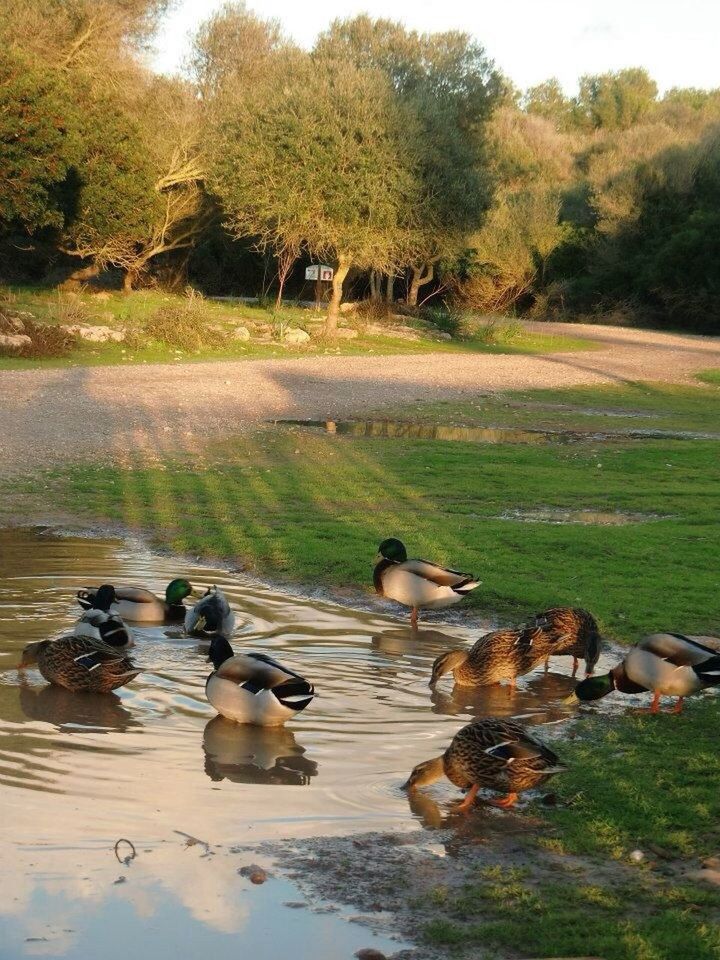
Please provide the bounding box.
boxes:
[568,673,615,704]
[166,578,192,605]
[378,538,407,563]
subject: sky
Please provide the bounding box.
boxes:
[153,0,720,94]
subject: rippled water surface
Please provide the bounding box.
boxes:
[0,527,619,959]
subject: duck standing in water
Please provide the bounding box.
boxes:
[78,578,192,623]
[205,635,314,726]
[403,718,566,811]
[524,607,602,677]
[73,584,133,651]
[430,626,552,689]
[569,632,720,713]
[373,538,480,628]
[185,586,236,638]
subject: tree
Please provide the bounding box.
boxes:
[316,17,502,306]
[0,50,72,235]
[575,68,658,130]
[523,78,573,130]
[208,49,422,334]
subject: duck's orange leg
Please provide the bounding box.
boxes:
[571,656,579,678]
[668,696,684,714]
[455,784,479,813]
[488,792,519,809]
[508,677,516,692]
[410,607,418,630]
[544,657,550,673]
[637,690,661,714]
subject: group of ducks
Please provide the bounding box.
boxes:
[17,537,720,812]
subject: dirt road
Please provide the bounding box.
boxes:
[1,322,719,472]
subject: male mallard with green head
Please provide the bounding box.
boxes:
[569,632,720,714]
[373,538,480,628]
[403,718,566,811]
[77,578,192,623]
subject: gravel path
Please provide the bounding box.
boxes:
[1,322,719,473]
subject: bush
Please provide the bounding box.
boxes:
[0,308,78,357]
[128,291,228,351]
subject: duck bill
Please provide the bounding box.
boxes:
[563,692,580,706]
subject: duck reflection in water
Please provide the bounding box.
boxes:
[202,716,319,786]
[17,682,138,732]
[430,669,578,722]
[371,627,470,661]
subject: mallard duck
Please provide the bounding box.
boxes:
[206,636,314,726]
[430,627,552,689]
[402,718,566,811]
[569,632,720,713]
[77,578,192,623]
[185,586,235,638]
[18,635,140,694]
[373,538,480,627]
[72,584,133,650]
[524,607,601,677]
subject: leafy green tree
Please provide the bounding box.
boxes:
[0,50,71,234]
[523,78,573,130]
[316,16,502,305]
[575,68,658,130]
[208,48,422,333]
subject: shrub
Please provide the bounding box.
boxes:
[0,308,78,357]
[128,291,228,351]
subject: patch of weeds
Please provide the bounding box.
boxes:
[128,289,228,351]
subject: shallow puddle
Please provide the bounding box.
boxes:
[275,418,717,444]
[497,508,670,526]
[0,527,621,958]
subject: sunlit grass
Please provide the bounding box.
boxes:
[0,285,592,368]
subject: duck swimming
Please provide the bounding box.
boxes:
[185,586,235,638]
[73,584,133,650]
[569,632,720,713]
[373,538,480,628]
[206,636,315,726]
[403,718,566,811]
[78,579,192,623]
[19,634,140,694]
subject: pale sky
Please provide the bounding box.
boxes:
[153,0,720,94]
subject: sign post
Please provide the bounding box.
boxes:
[305,265,334,309]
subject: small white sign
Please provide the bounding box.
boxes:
[305,265,334,282]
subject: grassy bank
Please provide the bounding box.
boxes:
[421,698,720,959]
[0,286,590,368]
[12,379,720,642]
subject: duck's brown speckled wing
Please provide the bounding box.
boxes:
[526,607,601,669]
[464,629,550,683]
[444,719,564,793]
[39,635,139,693]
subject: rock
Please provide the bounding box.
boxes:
[339,301,359,314]
[232,326,251,341]
[0,333,32,350]
[238,864,268,884]
[629,849,645,863]
[0,312,26,333]
[702,855,720,869]
[283,327,311,345]
[92,291,111,301]
[335,328,359,339]
[436,331,453,341]
[355,950,387,960]
[60,324,124,343]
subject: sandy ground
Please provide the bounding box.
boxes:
[1,322,719,473]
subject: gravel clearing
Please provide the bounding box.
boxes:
[1,322,718,474]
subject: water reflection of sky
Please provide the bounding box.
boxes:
[0,526,624,958]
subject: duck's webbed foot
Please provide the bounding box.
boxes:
[487,792,519,809]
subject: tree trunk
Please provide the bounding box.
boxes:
[61,261,99,290]
[123,268,138,294]
[325,255,351,337]
[407,262,435,307]
[369,270,381,302]
[385,274,395,305]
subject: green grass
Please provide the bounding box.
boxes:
[0,285,591,368]
[697,368,720,386]
[12,380,720,642]
[420,699,720,959]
